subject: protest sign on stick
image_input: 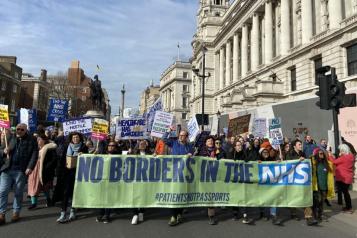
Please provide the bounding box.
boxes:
[92,118,109,141]
[63,118,92,137]
[151,111,174,138]
[117,118,147,140]
[227,114,251,138]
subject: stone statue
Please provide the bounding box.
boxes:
[89,74,103,111]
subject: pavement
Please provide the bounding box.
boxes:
[1,191,357,238]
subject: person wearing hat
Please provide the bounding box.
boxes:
[258,146,282,225]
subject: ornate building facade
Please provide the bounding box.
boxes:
[190,0,357,115]
[160,60,192,126]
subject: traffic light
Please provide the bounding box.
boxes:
[316,66,356,110]
[328,72,345,109]
[315,66,331,110]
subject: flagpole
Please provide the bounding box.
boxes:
[177,42,180,61]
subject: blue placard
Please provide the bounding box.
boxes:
[17,108,37,133]
[47,99,68,122]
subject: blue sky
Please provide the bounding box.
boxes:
[0,0,198,115]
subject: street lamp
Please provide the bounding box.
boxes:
[192,45,211,131]
[216,110,221,136]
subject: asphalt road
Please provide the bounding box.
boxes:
[1,193,357,238]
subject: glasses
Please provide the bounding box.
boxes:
[16,128,25,131]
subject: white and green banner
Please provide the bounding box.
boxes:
[73,155,312,208]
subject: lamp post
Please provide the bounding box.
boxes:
[193,45,211,131]
[216,110,221,136]
[121,84,125,118]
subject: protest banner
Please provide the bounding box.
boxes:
[92,118,109,141]
[227,114,251,138]
[116,118,147,140]
[73,155,312,208]
[18,108,37,133]
[47,99,68,122]
[63,118,92,137]
[0,104,10,128]
[269,118,284,147]
[210,115,219,136]
[150,111,174,138]
[252,118,267,139]
[146,97,162,132]
[187,116,200,142]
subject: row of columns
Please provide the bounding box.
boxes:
[216,0,345,90]
[163,89,172,111]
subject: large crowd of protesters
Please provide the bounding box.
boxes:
[0,123,356,227]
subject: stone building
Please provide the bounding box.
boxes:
[190,0,357,115]
[19,69,50,123]
[139,83,160,114]
[0,56,22,126]
[160,60,192,126]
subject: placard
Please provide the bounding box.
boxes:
[63,118,92,136]
[151,111,174,138]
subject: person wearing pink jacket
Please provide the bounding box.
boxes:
[329,144,356,213]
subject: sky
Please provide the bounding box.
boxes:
[0,0,198,115]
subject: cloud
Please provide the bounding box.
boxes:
[0,0,197,115]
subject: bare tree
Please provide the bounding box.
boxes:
[47,71,74,100]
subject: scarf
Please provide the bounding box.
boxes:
[67,142,82,156]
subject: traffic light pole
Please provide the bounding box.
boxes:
[332,108,340,156]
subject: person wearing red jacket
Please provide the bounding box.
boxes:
[329,144,356,213]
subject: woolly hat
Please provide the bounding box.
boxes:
[259,147,269,155]
[260,140,272,151]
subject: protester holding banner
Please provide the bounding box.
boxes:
[257,144,282,226]
[129,140,152,225]
[287,139,318,226]
[96,141,120,224]
[197,136,218,225]
[162,128,194,226]
[227,140,254,224]
[57,132,88,223]
[328,144,355,214]
[0,123,38,225]
[214,138,226,160]
[28,134,58,210]
[310,148,334,221]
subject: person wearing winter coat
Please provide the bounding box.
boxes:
[27,134,57,209]
[56,132,88,223]
[310,148,335,221]
[328,144,355,213]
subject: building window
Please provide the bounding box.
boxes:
[347,44,357,76]
[82,88,87,93]
[81,96,86,101]
[314,57,322,85]
[0,97,4,104]
[290,67,297,92]
[1,81,6,91]
[182,97,188,108]
[183,72,188,79]
[11,99,15,112]
[182,113,187,120]
[183,85,188,92]
[12,85,17,93]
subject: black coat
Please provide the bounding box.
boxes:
[39,143,58,185]
[227,149,249,162]
[0,133,38,173]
